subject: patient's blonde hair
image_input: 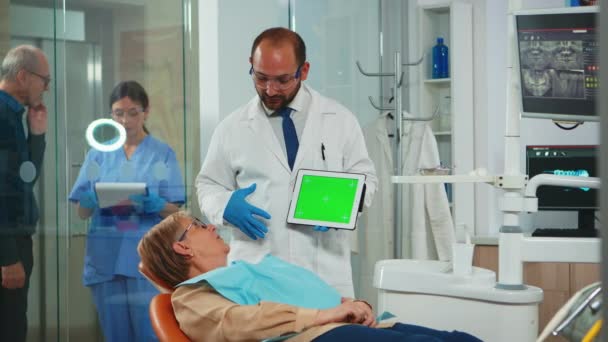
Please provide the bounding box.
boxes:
[137,211,191,287]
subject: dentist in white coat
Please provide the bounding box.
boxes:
[196,27,377,297]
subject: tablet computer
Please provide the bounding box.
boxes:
[287,169,366,230]
[95,182,147,208]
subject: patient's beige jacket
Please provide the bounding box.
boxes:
[172,284,385,342]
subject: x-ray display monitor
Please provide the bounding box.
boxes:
[516,9,598,119]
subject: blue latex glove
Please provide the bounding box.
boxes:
[129,192,167,214]
[313,225,329,232]
[79,190,98,209]
[223,183,271,240]
[376,311,397,321]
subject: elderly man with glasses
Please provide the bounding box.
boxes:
[0,44,50,342]
[196,27,377,298]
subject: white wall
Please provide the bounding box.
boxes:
[199,0,288,164]
[11,5,85,41]
[294,0,381,128]
[198,0,381,159]
[382,0,409,112]
[476,0,600,236]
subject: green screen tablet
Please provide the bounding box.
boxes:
[287,169,366,230]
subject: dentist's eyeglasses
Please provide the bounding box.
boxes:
[249,65,302,91]
[177,217,208,242]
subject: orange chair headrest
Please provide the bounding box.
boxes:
[139,261,173,293]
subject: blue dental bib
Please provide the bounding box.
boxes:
[177,254,341,309]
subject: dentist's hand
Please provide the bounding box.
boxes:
[314,225,329,232]
[130,193,167,214]
[223,183,271,240]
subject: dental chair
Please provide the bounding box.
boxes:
[139,262,298,342]
[138,262,190,342]
[538,282,602,342]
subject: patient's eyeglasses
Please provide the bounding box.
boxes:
[177,217,207,242]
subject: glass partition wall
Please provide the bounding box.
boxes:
[3,0,385,339]
[3,0,198,340]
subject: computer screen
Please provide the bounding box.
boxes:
[515,8,598,120]
[526,145,598,232]
[286,169,366,230]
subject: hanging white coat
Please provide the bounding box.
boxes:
[359,112,454,264]
[195,84,377,297]
[401,115,455,261]
[357,112,395,308]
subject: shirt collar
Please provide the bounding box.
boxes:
[262,84,310,117]
[0,90,25,114]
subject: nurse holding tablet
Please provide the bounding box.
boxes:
[69,81,185,342]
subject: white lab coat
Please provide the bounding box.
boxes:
[196,84,377,297]
[401,114,454,261]
[358,112,395,307]
[358,112,453,269]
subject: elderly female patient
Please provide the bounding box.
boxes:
[137,212,482,342]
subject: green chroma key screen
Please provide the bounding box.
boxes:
[293,175,359,223]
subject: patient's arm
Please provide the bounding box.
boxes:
[172,285,320,341]
[314,300,376,327]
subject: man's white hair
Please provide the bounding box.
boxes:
[0,45,42,82]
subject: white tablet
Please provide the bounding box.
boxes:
[287,169,366,230]
[95,182,147,208]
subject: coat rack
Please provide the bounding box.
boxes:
[356,51,426,258]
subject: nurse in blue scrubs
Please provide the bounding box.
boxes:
[69,80,185,341]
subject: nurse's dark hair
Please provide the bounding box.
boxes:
[109,80,150,134]
[137,211,191,287]
[251,27,306,66]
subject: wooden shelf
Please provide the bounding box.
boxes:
[424,78,451,85]
[420,4,450,14]
[433,131,452,136]
[414,0,474,234]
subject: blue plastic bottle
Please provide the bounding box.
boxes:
[432,37,449,79]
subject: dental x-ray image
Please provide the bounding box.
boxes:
[521,69,584,98]
[519,40,584,99]
[515,11,597,118]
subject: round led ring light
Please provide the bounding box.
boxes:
[85,118,126,152]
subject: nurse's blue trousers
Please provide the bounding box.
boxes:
[90,276,158,342]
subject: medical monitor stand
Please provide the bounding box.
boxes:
[493,4,601,289]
